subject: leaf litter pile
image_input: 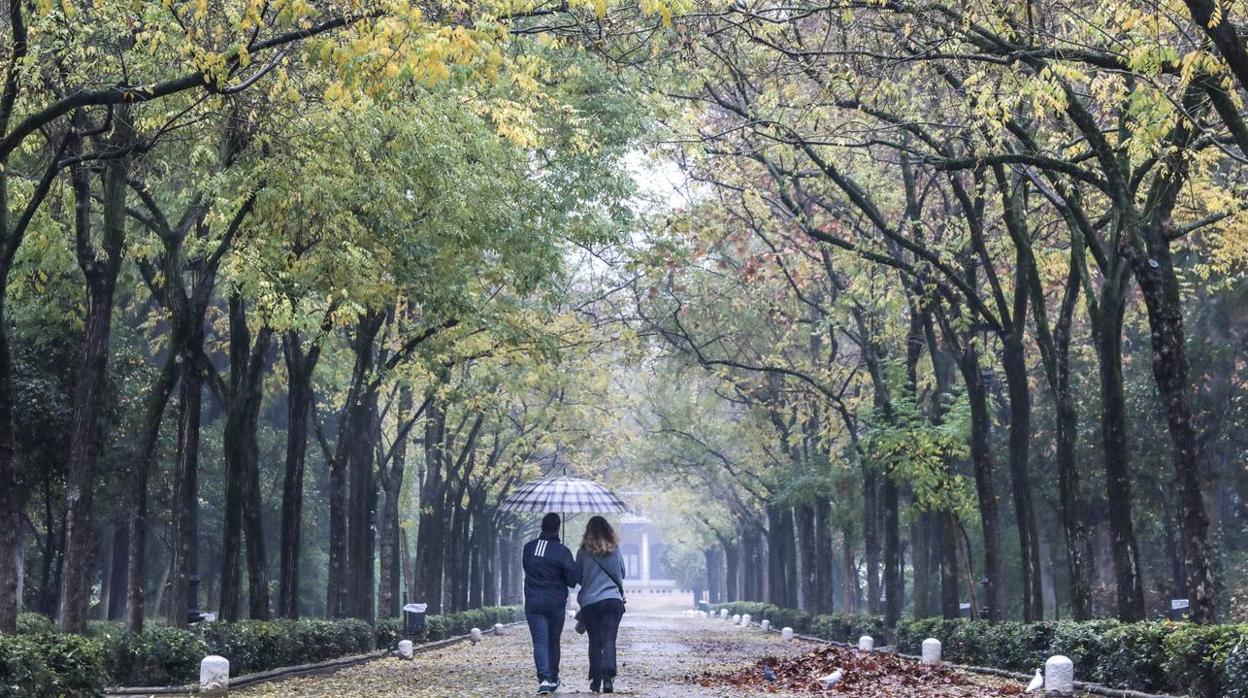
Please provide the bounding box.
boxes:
[694,644,1026,696]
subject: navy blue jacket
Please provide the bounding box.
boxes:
[523,532,578,611]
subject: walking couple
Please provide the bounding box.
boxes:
[523,513,626,695]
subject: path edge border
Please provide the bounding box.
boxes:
[103,621,526,696]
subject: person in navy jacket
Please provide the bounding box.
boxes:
[523,513,579,694]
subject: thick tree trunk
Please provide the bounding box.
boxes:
[278,332,318,619]
[1002,337,1043,621]
[814,499,835,613]
[722,539,740,601]
[795,504,817,611]
[765,506,795,607]
[413,401,447,612]
[1129,237,1215,622]
[862,466,882,615]
[911,512,931,619]
[939,512,960,618]
[59,118,130,632]
[882,478,901,626]
[221,297,271,621]
[957,341,1004,622]
[168,356,205,628]
[0,293,19,633]
[468,498,486,610]
[1092,276,1148,622]
[58,269,118,632]
[345,317,381,620]
[220,414,245,621]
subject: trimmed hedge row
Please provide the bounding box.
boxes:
[1,605,522,697]
[374,605,523,650]
[708,602,886,646]
[897,617,1248,698]
[709,603,1248,698]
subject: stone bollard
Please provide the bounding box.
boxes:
[720,609,729,619]
[741,614,752,627]
[857,635,874,651]
[732,614,741,624]
[781,627,794,641]
[470,628,483,644]
[1044,655,1074,696]
[921,638,942,666]
[760,620,771,632]
[199,655,230,697]
[397,640,414,659]
[493,623,505,636]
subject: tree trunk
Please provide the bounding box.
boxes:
[862,465,882,615]
[882,478,901,626]
[345,315,382,621]
[957,340,1004,622]
[59,115,130,633]
[911,512,932,619]
[1002,336,1043,621]
[939,512,960,618]
[278,332,318,619]
[378,387,411,619]
[1128,235,1215,622]
[722,539,740,601]
[841,528,858,613]
[468,497,486,610]
[106,521,127,621]
[1092,273,1147,621]
[125,352,179,633]
[482,521,499,607]
[414,400,447,612]
[168,352,205,628]
[0,291,20,633]
[815,499,835,613]
[795,504,817,611]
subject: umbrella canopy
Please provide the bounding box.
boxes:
[498,476,629,514]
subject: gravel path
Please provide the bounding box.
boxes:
[234,598,1027,697]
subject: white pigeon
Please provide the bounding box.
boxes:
[818,669,844,689]
[1026,669,1044,693]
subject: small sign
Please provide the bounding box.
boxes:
[959,603,971,610]
[1171,599,1190,611]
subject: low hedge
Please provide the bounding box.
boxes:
[2,605,523,697]
[711,603,1248,698]
[0,632,105,698]
[895,617,1248,697]
[374,605,522,649]
[708,602,886,645]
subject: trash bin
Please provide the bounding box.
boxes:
[403,603,428,636]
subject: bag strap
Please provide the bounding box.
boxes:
[589,553,626,600]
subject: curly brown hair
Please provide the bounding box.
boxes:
[580,515,619,557]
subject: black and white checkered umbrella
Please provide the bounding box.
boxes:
[498,476,629,514]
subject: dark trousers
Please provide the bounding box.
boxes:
[581,598,625,681]
[526,607,566,683]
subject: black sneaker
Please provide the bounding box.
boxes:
[538,681,556,694]
[602,679,614,693]
[590,679,601,693]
